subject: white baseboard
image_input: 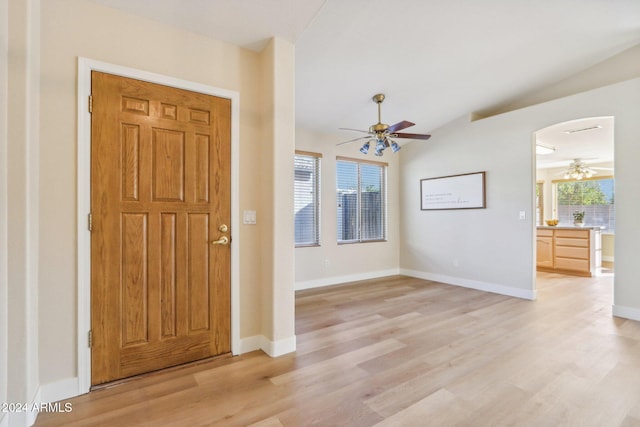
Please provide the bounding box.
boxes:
[400,268,537,300]
[0,400,35,427]
[295,268,400,291]
[27,387,41,427]
[40,377,79,404]
[264,335,296,357]
[20,379,80,427]
[239,335,264,354]
[613,305,640,322]
[602,256,614,262]
[4,412,27,427]
[239,334,297,357]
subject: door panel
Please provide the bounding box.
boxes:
[91,71,231,385]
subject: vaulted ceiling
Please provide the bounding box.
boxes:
[91,0,640,161]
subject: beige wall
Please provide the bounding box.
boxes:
[6,0,41,426]
[258,38,296,349]
[36,0,295,394]
[602,233,615,262]
[1,0,9,423]
[295,128,401,289]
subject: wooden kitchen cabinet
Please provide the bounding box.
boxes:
[536,227,601,277]
[536,230,554,268]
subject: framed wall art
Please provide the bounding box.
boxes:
[420,171,486,210]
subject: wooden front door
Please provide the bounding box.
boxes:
[90,71,231,385]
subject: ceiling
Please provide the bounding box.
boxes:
[90,0,327,52]
[91,0,639,159]
[535,117,614,170]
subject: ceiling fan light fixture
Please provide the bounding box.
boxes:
[564,158,597,180]
[337,93,431,156]
[360,141,370,154]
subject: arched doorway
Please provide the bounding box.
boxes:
[533,117,615,291]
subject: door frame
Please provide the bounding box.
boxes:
[76,57,241,394]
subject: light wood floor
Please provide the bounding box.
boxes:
[36,272,640,426]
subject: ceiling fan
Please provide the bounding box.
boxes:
[338,94,431,156]
[560,158,613,180]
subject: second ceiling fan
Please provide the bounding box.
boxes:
[338,93,431,156]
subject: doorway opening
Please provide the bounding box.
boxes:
[533,116,615,290]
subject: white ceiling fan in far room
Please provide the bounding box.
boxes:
[561,158,612,180]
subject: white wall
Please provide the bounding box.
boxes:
[486,43,640,116]
[399,77,640,318]
[399,114,536,299]
[295,128,400,290]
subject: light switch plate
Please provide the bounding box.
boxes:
[243,210,257,225]
[519,211,526,220]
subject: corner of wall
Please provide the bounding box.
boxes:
[257,37,296,351]
[240,334,297,358]
[7,0,41,419]
[400,269,536,300]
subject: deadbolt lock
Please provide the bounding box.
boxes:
[219,224,228,233]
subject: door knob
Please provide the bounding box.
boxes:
[211,236,229,245]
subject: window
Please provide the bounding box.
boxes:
[294,151,321,247]
[336,157,387,243]
[536,182,544,226]
[554,177,615,232]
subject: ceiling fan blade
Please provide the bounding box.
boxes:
[337,135,371,146]
[394,132,431,140]
[339,127,370,134]
[387,120,415,133]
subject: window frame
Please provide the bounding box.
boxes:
[551,175,615,232]
[336,156,388,245]
[294,150,322,248]
[536,181,544,226]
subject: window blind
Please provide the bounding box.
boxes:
[294,152,321,246]
[554,177,615,231]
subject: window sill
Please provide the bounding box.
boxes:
[338,239,387,245]
[295,243,321,248]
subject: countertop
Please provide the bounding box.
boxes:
[537,225,604,230]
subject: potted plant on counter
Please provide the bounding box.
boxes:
[573,211,585,227]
